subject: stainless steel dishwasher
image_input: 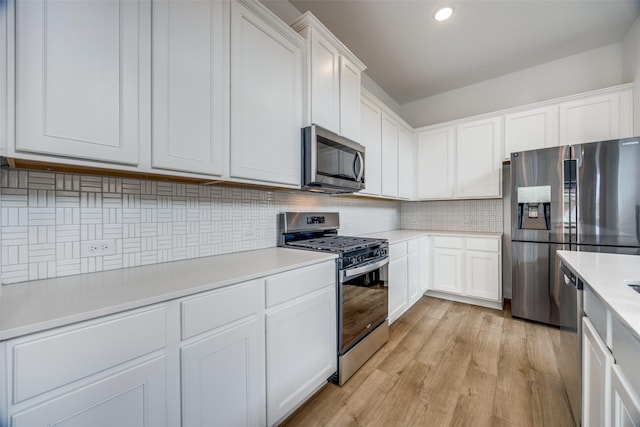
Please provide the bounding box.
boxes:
[558,262,584,427]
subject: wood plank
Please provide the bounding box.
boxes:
[282,297,574,427]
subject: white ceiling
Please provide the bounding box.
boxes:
[286,0,640,105]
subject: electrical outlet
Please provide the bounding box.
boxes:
[81,239,116,257]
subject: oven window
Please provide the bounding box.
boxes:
[317,136,361,182]
[340,266,388,353]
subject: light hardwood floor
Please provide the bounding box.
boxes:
[282,297,575,427]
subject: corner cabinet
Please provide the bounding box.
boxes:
[13,0,145,165]
[416,117,501,200]
[291,12,366,142]
[229,1,304,186]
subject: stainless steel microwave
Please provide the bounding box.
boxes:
[302,125,365,194]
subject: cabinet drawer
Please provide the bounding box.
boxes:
[181,280,264,340]
[584,285,610,348]
[11,305,166,403]
[390,242,407,260]
[266,261,336,307]
[465,237,499,252]
[407,239,419,254]
[612,316,640,395]
[432,236,463,249]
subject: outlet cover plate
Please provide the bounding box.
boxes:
[81,239,116,257]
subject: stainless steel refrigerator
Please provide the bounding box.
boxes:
[510,135,640,425]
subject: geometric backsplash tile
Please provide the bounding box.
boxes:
[1,169,401,284]
[400,199,504,234]
[1,168,504,285]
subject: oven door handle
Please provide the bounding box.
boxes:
[341,257,389,282]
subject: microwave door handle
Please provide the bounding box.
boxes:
[354,152,364,182]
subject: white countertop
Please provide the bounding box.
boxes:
[557,251,640,340]
[0,248,336,341]
[362,229,502,244]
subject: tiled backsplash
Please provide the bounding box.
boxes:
[400,199,503,233]
[0,169,400,284]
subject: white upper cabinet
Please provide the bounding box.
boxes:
[339,56,362,142]
[381,112,399,198]
[151,0,228,177]
[307,30,340,133]
[360,93,382,196]
[559,88,633,145]
[416,127,455,199]
[230,1,303,186]
[291,12,366,141]
[504,105,558,158]
[398,125,414,199]
[456,116,502,198]
[14,0,145,165]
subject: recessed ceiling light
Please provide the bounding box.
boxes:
[434,6,454,22]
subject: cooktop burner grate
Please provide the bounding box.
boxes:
[285,235,385,253]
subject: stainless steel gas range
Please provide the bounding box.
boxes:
[278,212,389,385]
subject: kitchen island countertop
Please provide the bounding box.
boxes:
[557,250,640,340]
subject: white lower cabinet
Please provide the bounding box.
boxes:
[180,279,266,427]
[11,356,167,427]
[428,234,502,309]
[388,237,429,324]
[5,305,171,427]
[611,364,640,427]
[2,259,339,427]
[266,286,336,425]
[265,261,337,426]
[388,243,409,324]
[583,316,612,427]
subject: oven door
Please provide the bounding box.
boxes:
[339,257,389,354]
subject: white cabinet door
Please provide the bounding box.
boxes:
[431,248,463,295]
[182,316,265,427]
[152,0,227,176]
[266,286,336,425]
[360,95,382,196]
[407,240,421,306]
[419,237,429,294]
[388,256,409,324]
[381,113,399,198]
[230,1,302,186]
[339,56,362,142]
[504,105,558,158]
[583,317,612,427]
[416,127,455,199]
[455,117,502,198]
[11,356,167,427]
[465,250,500,302]
[611,364,640,427]
[15,0,144,165]
[309,30,340,134]
[559,92,621,145]
[398,126,414,199]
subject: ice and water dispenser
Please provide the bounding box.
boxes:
[516,185,552,230]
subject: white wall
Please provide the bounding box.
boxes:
[260,0,302,24]
[400,43,626,128]
[361,73,401,116]
[623,15,640,132]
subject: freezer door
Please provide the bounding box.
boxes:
[511,146,571,243]
[574,137,640,247]
[511,241,572,326]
